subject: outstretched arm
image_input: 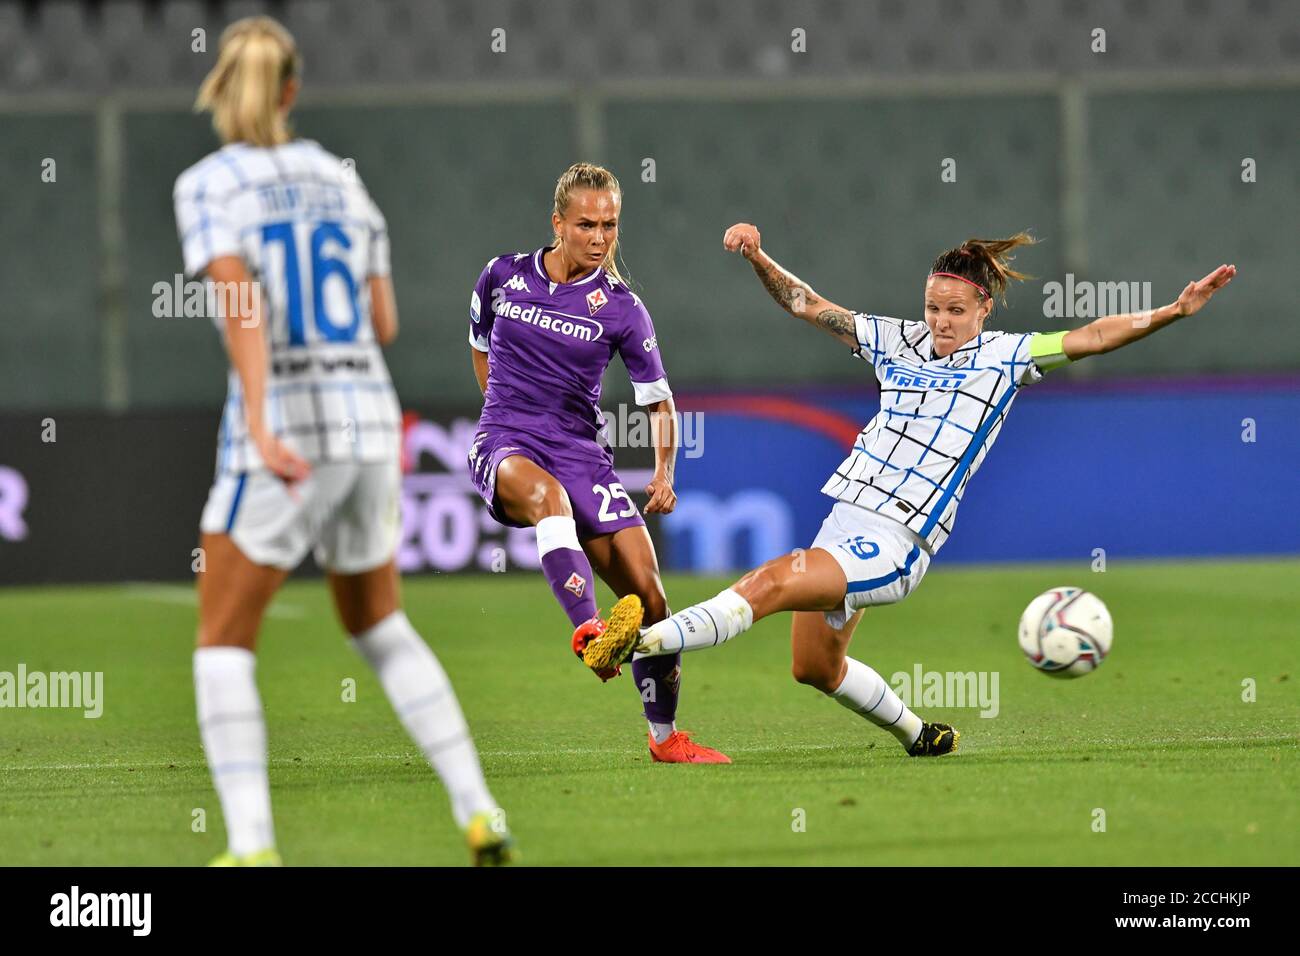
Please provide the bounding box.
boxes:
[722,222,857,348]
[1062,265,1237,360]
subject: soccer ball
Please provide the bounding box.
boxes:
[1018,587,1113,678]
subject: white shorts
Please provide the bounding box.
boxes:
[200,461,401,574]
[810,500,932,629]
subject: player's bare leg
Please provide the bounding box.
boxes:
[789,608,864,693]
[194,532,290,865]
[790,609,957,756]
[328,558,400,635]
[582,526,669,624]
[196,532,289,650]
[331,560,513,865]
[583,527,730,763]
[608,547,848,668]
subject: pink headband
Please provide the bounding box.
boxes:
[928,272,989,298]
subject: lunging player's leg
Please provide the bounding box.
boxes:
[626,547,849,660]
[790,609,926,752]
[195,531,289,865]
[330,560,506,858]
[583,527,730,763]
[595,543,958,757]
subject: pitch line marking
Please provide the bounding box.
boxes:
[120,584,306,619]
[2,736,1287,774]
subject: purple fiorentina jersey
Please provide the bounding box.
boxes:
[469,248,671,457]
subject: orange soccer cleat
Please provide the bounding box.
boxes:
[647,730,732,764]
[572,615,621,681]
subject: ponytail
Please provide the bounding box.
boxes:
[195,16,300,147]
[929,232,1036,306]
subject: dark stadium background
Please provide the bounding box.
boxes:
[1,0,1297,584]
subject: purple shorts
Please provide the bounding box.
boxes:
[468,429,646,539]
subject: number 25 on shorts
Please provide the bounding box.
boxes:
[593,482,637,523]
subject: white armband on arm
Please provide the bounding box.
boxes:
[1030,331,1071,372]
[631,377,672,405]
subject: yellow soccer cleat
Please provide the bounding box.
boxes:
[581,594,644,676]
[207,848,283,867]
[465,811,517,867]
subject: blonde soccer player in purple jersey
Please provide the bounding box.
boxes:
[582,221,1235,757]
[467,163,729,763]
[175,17,511,864]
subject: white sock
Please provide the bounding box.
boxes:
[633,588,754,657]
[535,514,581,556]
[352,611,496,829]
[648,720,676,744]
[194,646,275,856]
[830,657,924,749]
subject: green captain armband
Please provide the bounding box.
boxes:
[1029,331,1071,372]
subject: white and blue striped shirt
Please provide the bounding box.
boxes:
[173,139,401,475]
[822,314,1052,554]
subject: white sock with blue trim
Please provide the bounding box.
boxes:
[831,657,924,749]
[352,610,497,829]
[194,646,275,856]
[633,588,754,657]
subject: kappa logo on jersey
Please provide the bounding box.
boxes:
[884,364,970,389]
[642,336,658,353]
[564,572,587,598]
[586,287,608,315]
[504,275,529,293]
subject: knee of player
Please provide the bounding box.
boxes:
[791,658,838,693]
[736,562,787,613]
[527,480,571,517]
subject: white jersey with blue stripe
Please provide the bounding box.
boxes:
[173,139,400,475]
[821,314,1048,555]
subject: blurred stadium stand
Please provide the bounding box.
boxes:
[0,0,1297,412]
[3,0,1299,90]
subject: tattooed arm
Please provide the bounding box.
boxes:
[722,222,857,348]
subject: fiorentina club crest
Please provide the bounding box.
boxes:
[564,572,587,598]
[585,287,608,315]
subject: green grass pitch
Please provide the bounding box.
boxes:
[1,560,1296,866]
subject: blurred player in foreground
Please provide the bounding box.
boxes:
[175,17,512,864]
[467,163,729,763]
[584,221,1235,757]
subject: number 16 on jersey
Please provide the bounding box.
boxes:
[261,220,362,346]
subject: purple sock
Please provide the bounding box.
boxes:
[539,548,598,626]
[536,517,598,627]
[632,653,682,724]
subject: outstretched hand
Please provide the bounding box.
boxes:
[1172,264,1236,318]
[723,222,762,260]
